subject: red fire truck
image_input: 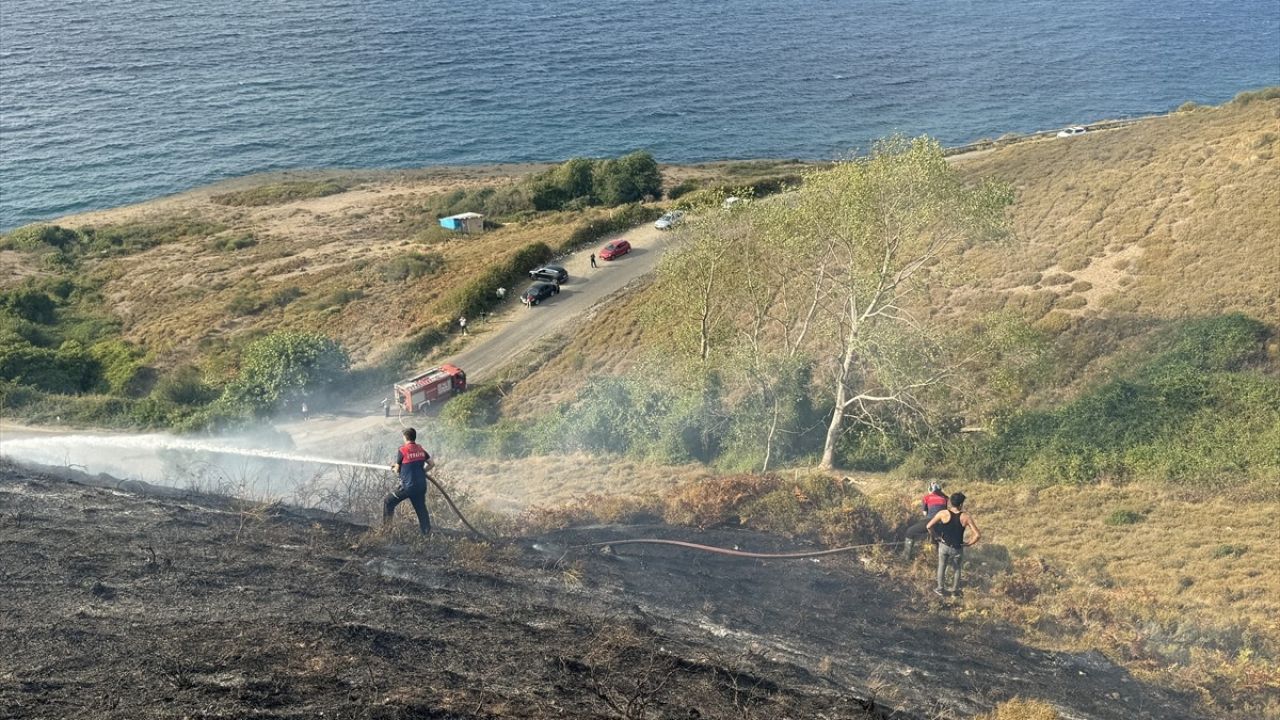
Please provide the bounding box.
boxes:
[393,364,467,413]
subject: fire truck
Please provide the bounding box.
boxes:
[393,364,467,413]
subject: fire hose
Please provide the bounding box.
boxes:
[569,538,906,560]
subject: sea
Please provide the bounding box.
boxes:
[1,0,1277,230]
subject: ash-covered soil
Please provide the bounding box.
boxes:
[0,464,1194,720]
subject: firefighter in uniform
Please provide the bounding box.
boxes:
[385,427,435,535]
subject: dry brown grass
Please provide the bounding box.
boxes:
[886,479,1280,718]
[973,698,1061,720]
[951,97,1280,325]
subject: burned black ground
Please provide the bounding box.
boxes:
[0,464,1195,719]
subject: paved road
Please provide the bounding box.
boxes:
[282,222,676,456]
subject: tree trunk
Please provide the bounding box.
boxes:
[820,299,862,470]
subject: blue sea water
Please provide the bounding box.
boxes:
[1,0,1277,230]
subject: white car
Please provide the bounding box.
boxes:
[654,211,685,230]
[1056,126,1087,138]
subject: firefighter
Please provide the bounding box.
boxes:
[385,427,434,535]
[902,482,949,559]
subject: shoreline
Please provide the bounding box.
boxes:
[5,113,1167,233]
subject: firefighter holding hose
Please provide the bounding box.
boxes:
[386,427,434,535]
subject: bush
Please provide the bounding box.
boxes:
[89,339,148,396]
[563,204,663,251]
[209,233,258,252]
[0,287,58,324]
[0,224,82,251]
[959,314,1279,484]
[217,331,350,417]
[593,151,663,205]
[152,365,218,406]
[379,251,445,281]
[79,215,225,256]
[1104,508,1145,526]
[1212,544,1248,558]
[0,339,98,393]
[524,152,663,212]
[440,242,553,321]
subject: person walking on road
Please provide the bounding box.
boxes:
[300,401,309,421]
[589,253,597,269]
[925,491,980,597]
[385,427,434,536]
[381,396,390,418]
[459,316,468,335]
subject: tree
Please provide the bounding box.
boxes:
[595,151,663,206]
[218,331,350,417]
[652,136,1013,470]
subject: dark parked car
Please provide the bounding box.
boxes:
[529,264,568,284]
[599,239,631,260]
[521,281,560,306]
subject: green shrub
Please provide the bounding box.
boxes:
[0,224,82,251]
[0,339,98,393]
[563,204,662,251]
[226,290,264,316]
[1212,544,1248,558]
[152,365,218,406]
[1104,509,1145,526]
[209,233,259,251]
[79,215,225,256]
[379,251,445,281]
[265,286,303,308]
[89,339,147,396]
[593,151,663,205]
[0,287,57,324]
[216,331,350,417]
[440,241,553,321]
[960,314,1279,484]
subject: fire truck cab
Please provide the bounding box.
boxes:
[393,364,467,413]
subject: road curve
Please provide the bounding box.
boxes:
[283,221,678,456]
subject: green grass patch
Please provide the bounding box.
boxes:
[1104,509,1145,526]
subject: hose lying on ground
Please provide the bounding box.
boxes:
[571,538,906,560]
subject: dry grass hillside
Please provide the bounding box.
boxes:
[2,160,811,378]
[951,96,1280,326]
[505,96,1280,407]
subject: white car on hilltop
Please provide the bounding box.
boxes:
[1056,126,1087,138]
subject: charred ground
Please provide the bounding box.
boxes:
[0,463,1195,719]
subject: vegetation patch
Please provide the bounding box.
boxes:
[211,179,353,206]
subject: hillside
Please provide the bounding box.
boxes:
[0,462,1199,720]
[505,97,1280,409]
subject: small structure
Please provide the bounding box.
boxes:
[439,212,485,234]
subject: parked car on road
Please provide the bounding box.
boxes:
[521,281,560,306]
[529,264,568,284]
[599,239,631,260]
[654,211,685,230]
[1056,126,1087,138]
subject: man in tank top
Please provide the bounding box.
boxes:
[925,492,980,597]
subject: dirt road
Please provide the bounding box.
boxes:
[280,222,674,458]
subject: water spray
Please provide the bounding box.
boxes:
[0,433,490,541]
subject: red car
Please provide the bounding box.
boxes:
[598,239,631,260]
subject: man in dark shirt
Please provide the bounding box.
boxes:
[385,427,435,535]
[926,492,981,597]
